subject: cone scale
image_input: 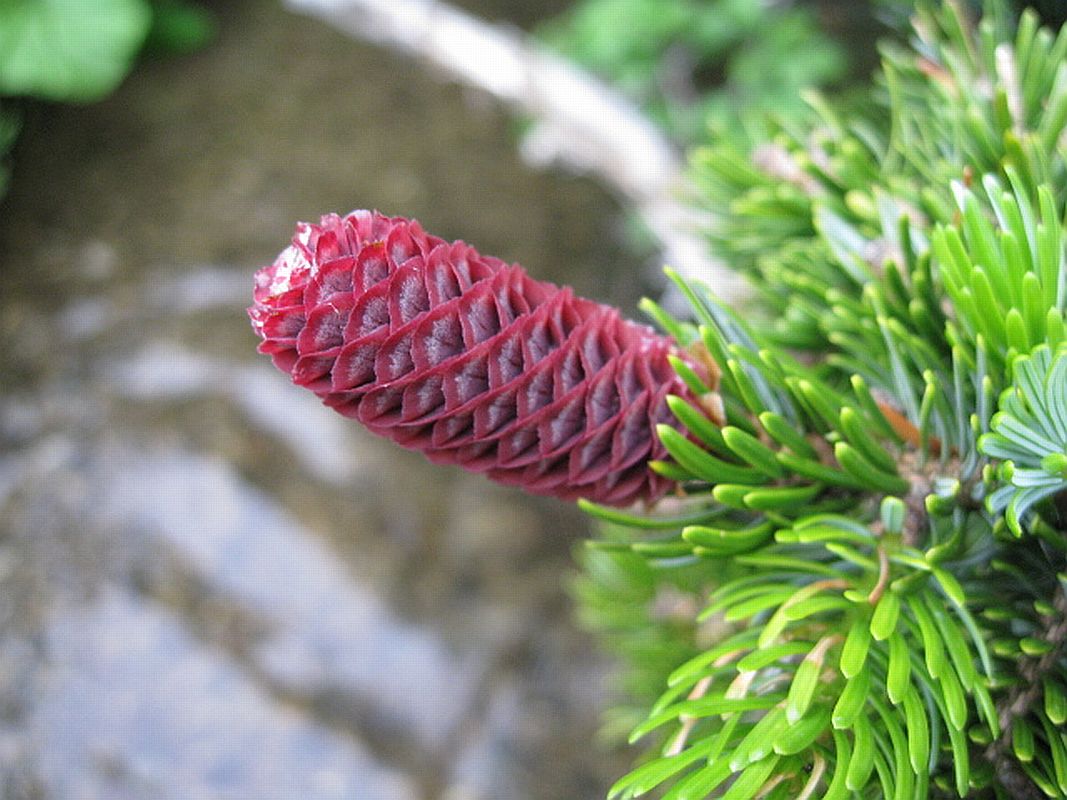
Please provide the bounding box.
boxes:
[250,210,709,506]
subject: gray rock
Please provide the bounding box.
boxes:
[33,587,419,800]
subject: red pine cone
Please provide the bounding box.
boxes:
[249,210,709,506]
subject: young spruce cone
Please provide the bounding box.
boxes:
[249,210,713,506]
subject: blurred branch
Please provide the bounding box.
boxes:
[284,0,747,302]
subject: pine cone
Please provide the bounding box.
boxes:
[249,210,712,506]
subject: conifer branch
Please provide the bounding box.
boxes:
[985,582,1067,799]
[251,2,1067,796]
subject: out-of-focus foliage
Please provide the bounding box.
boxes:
[572,536,711,741]
[0,0,216,102]
[0,0,215,205]
[579,1,1067,797]
[0,99,18,197]
[144,0,218,56]
[537,0,847,143]
[1025,0,1067,27]
[0,0,152,102]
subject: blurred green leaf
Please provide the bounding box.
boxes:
[0,0,152,101]
[144,0,217,56]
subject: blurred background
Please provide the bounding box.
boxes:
[0,1,901,797]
